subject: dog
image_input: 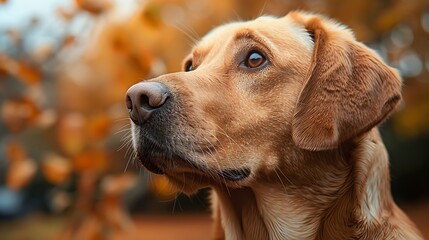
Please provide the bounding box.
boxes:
[125,11,424,240]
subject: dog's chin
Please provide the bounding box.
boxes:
[138,155,165,175]
[135,143,251,184]
[136,146,174,175]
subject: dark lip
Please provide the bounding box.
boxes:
[136,135,251,181]
[219,168,251,181]
[137,151,165,174]
[136,137,171,175]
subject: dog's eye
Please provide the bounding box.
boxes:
[184,60,194,72]
[245,51,266,68]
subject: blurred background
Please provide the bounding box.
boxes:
[0,0,428,239]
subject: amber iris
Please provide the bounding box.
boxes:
[246,51,265,68]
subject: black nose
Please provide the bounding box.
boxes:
[125,82,170,125]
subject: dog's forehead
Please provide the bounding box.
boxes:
[195,15,313,54]
[202,16,278,39]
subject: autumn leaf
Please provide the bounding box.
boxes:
[42,154,72,184]
[62,35,77,48]
[34,109,57,128]
[32,44,54,62]
[16,62,42,85]
[101,174,137,195]
[0,55,42,85]
[1,98,41,133]
[0,53,17,77]
[50,190,72,212]
[57,113,86,155]
[5,142,37,190]
[5,141,27,163]
[141,5,162,28]
[6,158,37,190]
[74,0,113,15]
[72,149,108,172]
[0,67,6,79]
[86,113,112,140]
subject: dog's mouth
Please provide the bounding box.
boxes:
[218,168,251,181]
[136,137,250,182]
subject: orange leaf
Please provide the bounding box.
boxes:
[42,154,72,184]
[72,150,108,172]
[101,173,137,195]
[1,98,41,132]
[50,191,71,212]
[62,35,76,48]
[141,5,162,28]
[6,159,37,190]
[77,171,99,195]
[0,65,6,79]
[86,113,111,139]
[5,141,27,163]
[57,113,86,155]
[74,0,112,15]
[32,44,54,62]
[111,35,128,54]
[34,109,57,128]
[16,62,42,85]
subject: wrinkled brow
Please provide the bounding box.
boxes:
[233,29,267,45]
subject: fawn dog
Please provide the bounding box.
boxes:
[126,11,423,240]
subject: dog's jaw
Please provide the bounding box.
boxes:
[130,123,254,193]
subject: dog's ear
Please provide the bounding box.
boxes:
[289,12,402,151]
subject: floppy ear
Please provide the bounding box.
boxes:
[290,12,402,151]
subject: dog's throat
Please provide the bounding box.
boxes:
[218,168,250,181]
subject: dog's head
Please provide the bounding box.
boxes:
[126,12,401,193]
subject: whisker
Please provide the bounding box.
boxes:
[115,127,133,136]
[274,167,287,193]
[114,117,132,123]
[117,136,133,151]
[275,165,293,185]
[123,142,136,173]
[194,140,220,182]
[170,23,199,47]
[230,8,242,22]
[176,21,199,42]
[123,145,135,173]
[113,124,132,136]
[172,192,178,214]
[258,0,268,18]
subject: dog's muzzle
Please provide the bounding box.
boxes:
[125,81,251,182]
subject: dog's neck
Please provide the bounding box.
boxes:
[213,129,396,240]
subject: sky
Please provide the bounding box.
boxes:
[0,0,69,28]
[0,0,138,28]
[0,0,139,55]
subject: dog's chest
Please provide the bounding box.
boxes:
[254,188,320,240]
